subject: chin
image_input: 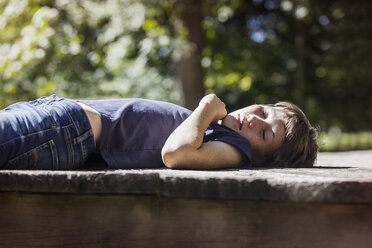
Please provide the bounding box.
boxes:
[221,114,237,130]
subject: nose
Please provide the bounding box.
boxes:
[247,114,266,129]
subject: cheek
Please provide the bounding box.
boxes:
[243,132,257,147]
[241,128,256,142]
[244,134,265,154]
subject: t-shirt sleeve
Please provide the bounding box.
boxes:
[203,123,252,167]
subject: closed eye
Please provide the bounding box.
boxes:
[262,107,267,119]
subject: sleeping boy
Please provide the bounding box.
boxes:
[0,94,318,170]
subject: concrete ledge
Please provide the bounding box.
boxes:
[1,150,372,203]
[1,150,372,247]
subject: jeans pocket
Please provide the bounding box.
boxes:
[7,140,58,170]
[74,129,94,162]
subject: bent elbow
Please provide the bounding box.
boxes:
[161,146,188,169]
[161,149,178,169]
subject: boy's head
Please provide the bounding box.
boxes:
[221,101,318,168]
[266,101,318,168]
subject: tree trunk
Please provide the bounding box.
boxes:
[175,0,205,110]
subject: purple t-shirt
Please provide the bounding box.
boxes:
[79,98,251,169]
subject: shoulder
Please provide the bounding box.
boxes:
[204,123,252,161]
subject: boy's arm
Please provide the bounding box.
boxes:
[161,94,245,170]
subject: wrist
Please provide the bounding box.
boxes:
[196,101,216,123]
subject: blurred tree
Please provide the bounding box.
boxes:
[174,0,205,109]
[1,0,372,132]
[0,0,181,107]
[201,0,372,131]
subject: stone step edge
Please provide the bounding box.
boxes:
[1,170,372,204]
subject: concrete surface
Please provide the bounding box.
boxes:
[1,150,372,203]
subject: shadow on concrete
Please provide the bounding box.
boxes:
[236,165,352,170]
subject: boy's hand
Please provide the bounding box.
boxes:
[199,94,227,123]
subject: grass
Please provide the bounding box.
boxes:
[318,131,372,152]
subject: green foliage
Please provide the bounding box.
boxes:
[318,131,372,152]
[0,0,180,108]
[1,0,372,136]
[201,0,372,132]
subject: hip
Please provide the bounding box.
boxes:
[0,95,95,170]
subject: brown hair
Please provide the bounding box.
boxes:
[252,101,319,168]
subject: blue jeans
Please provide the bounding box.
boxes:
[0,95,95,170]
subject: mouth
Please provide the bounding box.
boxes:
[237,114,242,130]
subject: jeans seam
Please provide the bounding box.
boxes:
[63,126,74,168]
[59,101,80,136]
[49,140,58,169]
[59,100,91,166]
[8,140,52,168]
[31,148,38,169]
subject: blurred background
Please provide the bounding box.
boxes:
[1,0,372,151]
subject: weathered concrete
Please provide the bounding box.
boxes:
[1,151,372,248]
[1,150,372,203]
